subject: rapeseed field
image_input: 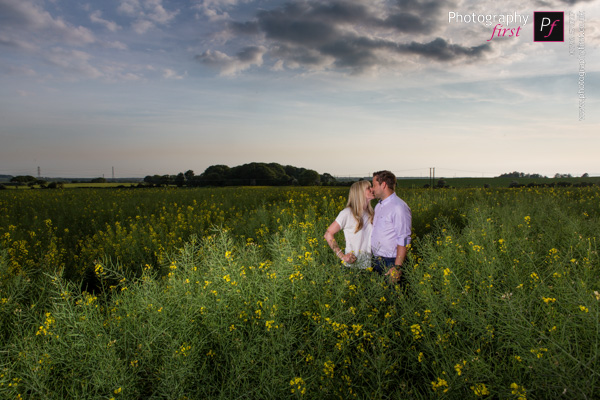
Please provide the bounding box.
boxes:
[1,186,598,398]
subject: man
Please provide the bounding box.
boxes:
[371,170,412,284]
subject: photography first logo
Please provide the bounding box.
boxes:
[448,12,529,41]
[448,11,566,43]
[534,12,564,42]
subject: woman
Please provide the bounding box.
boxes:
[324,180,375,268]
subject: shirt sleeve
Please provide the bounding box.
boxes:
[394,203,412,247]
[335,208,349,230]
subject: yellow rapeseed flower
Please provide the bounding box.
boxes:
[323,360,335,379]
[454,360,467,376]
[510,383,527,400]
[290,377,306,395]
[431,377,448,392]
[471,383,489,396]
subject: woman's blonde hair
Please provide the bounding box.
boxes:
[346,180,374,233]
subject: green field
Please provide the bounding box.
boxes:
[2,182,139,189]
[396,176,600,189]
[2,175,599,191]
[1,186,599,398]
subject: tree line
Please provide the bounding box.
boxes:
[498,171,590,179]
[143,163,340,187]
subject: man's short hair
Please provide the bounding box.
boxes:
[373,170,396,189]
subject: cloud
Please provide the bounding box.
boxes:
[192,0,251,21]
[400,37,490,61]
[0,0,95,46]
[163,68,186,79]
[132,19,155,34]
[118,0,179,33]
[104,41,128,50]
[45,48,103,79]
[558,0,596,3]
[0,34,37,51]
[0,63,36,76]
[199,0,489,74]
[90,10,120,32]
[196,46,266,75]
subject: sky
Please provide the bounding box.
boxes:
[0,0,598,179]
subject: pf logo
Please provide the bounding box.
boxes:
[534,11,564,42]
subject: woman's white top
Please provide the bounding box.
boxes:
[335,207,373,269]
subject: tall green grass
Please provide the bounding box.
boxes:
[1,186,599,398]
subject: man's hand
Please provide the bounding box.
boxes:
[385,266,402,284]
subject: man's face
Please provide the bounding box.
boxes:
[372,177,385,199]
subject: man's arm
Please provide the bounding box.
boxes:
[395,245,407,267]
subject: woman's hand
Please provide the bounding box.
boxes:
[342,253,357,264]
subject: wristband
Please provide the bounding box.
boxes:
[336,249,343,258]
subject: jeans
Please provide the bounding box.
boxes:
[372,256,396,275]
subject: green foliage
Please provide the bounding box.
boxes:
[190,163,332,186]
[1,186,600,398]
[499,171,547,179]
[298,169,321,186]
[47,182,64,189]
[9,175,37,184]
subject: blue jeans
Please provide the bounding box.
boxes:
[372,256,396,275]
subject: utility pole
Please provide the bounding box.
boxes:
[37,166,41,179]
[112,166,115,181]
[429,168,431,188]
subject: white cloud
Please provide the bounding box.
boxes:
[132,19,154,34]
[118,0,179,33]
[0,34,38,51]
[0,0,95,46]
[196,46,266,76]
[117,0,140,16]
[90,10,121,32]
[0,62,36,76]
[192,0,252,21]
[145,0,178,24]
[104,40,128,50]
[45,48,103,79]
[201,7,230,22]
[163,68,186,79]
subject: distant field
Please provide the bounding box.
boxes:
[62,182,139,188]
[2,177,599,190]
[2,182,140,189]
[397,176,600,188]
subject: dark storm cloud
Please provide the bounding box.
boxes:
[228,20,260,35]
[257,8,339,46]
[401,38,490,61]
[382,0,446,33]
[198,0,489,74]
[306,1,373,24]
[270,43,329,67]
[558,0,595,3]
[237,46,264,62]
[195,45,266,75]
[382,13,431,33]
[320,35,490,69]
